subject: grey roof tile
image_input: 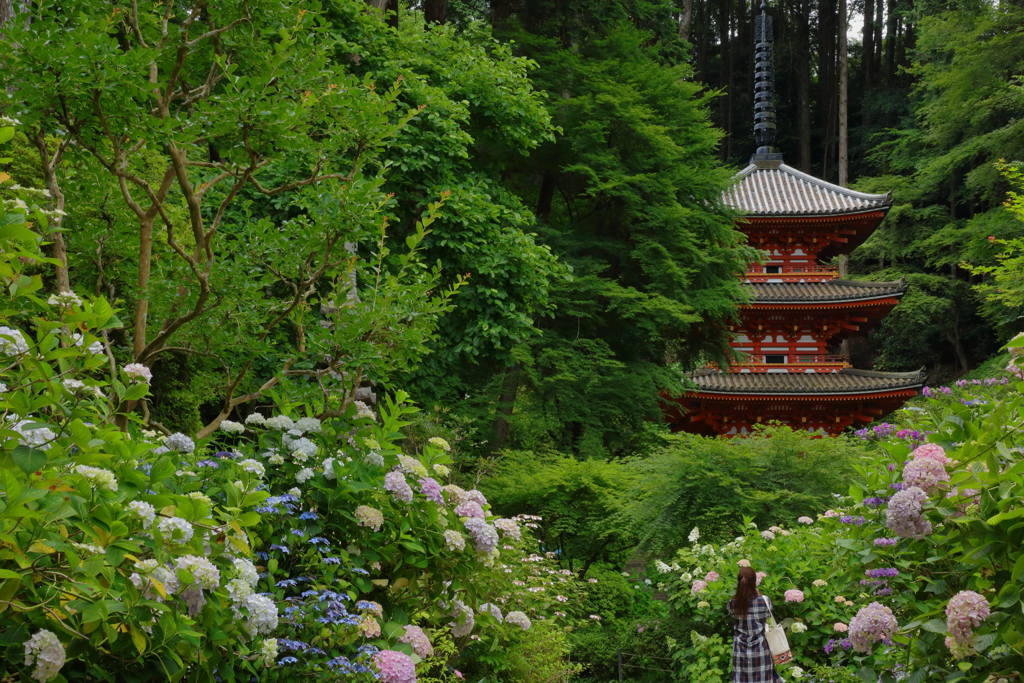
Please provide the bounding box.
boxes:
[751,279,907,303]
[724,161,892,216]
[686,367,926,395]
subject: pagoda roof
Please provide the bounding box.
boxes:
[686,367,926,396]
[750,279,906,304]
[725,160,892,217]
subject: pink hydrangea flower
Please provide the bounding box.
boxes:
[737,559,751,567]
[784,589,804,603]
[797,516,814,524]
[705,571,720,582]
[755,572,766,585]
[834,622,848,632]
[903,458,949,494]
[911,443,951,466]
[419,478,445,505]
[373,650,417,683]
[384,472,413,503]
[398,625,434,658]
[848,602,898,653]
[823,510,840,518]
[691,580,708,594]
[945,591,990,644]
[454,500,485,519]
[886,486,932,538]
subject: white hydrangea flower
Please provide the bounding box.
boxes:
[123,363,152,383]
[243,593,279,636]
[433,463,450,477]
[398,455,429,478]
[226,577,253,602]
[688,526,700,543]
[0,382,7,393]
[354,401,375,420]
[71,542,104,555]
[294,417,321,434]
[260,638,278,664]
[245,413,267,426]
[428,436,451,452]
[364,450,384,467]
[186,491,212,506]
[295,467,315,484]
[264,415,294,431]
[219,420,244,434]
[127,500,156,526]
[163,433,195,453]
[241,459,265,477]
[75,465,118,492]
[505,611,532,630]
[267,453,285,466]
[23,629,65,682]
[287,487,301,497]
[70,333,104,355]
[130,559,181,599]
[322,458,337,480]
[0,326,29,356]
[47,290,82,308]
[233,557,259,587]
[10,420,56,450]
[174,555,221,589]
[157,517,194,543]
[285,435,318,462]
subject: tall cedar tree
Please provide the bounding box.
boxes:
[479,17,755,459]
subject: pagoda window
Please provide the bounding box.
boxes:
[765,265,782,274]
[764,354,787,364]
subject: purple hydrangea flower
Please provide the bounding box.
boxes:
[848,602,898,653]
[886,486,932,539]
[946,591,990,644]
[419,477,444,505]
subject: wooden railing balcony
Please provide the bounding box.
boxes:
[744,265,839,281]
[707,354,851,372]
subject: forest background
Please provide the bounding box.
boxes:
[1,0,1024,679]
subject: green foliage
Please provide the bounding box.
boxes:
[851,5,1024,372]
[623,426,870,552]
[479,450,637,568]
[674,631,730,683]
[493,26,756,458]
[0,147,270,681]
[657,356,1024,681]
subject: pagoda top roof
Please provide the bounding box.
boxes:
[686,367,926,395]
[725,160,892,217]
[751,279,906,304]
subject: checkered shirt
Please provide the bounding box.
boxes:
[727,594,784,683]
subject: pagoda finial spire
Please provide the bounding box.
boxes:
[752,1,782,162]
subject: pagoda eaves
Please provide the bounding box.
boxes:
[666,1,921,436]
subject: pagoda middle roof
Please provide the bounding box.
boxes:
[725,160,892,217]
[750,279,907,304]
[686,367,926,395]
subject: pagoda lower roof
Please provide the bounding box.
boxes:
[725,160,892,217]
[750,279,906,304]
[686,367,926,396]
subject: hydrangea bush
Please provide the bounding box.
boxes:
[659,346,1024,683]
[0,159,271,681]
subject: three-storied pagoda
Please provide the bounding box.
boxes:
[667,3,924,436]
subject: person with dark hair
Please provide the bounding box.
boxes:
[727,566,784,683]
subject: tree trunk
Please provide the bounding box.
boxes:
[696,0,708,85]
[424,0,447,24]
[537,171,556,221]
[795,0,811,172]
[818,0,837,179]
[838,0,848,186]
[493,0,512,29]
[862,0,875,93]
[31,130,70,293]
[488,362,522,454]
[386,0,399,28]
[718,0,732,161]
[679,0,694,42]
[884,0,897,88]
[874,0,884,79]
[0,0,14,33]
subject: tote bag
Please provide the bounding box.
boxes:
[764,597,793,666]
